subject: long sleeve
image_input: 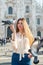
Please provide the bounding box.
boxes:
[11,33,17,51]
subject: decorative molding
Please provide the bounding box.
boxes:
[5,0,15,5]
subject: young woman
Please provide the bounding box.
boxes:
[10,18,34,65]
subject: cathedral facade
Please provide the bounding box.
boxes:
[0,0,43,39]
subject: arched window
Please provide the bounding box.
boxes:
[37,31,41,37]
[26,6,30,13]
[37,18,40,25]
[8,7,13,14]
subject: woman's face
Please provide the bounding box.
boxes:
[17,20,24,32]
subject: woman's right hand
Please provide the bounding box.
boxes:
[10,24,16,41]
[10,24,15,33]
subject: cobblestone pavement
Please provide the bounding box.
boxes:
[0,44,43,65]
[0,55,43,65]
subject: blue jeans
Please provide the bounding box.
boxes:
[11,53,32,65]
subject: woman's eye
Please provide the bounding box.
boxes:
[21,23,23,24]
[18,23,22,24]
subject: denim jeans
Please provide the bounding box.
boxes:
[11,53,32,65]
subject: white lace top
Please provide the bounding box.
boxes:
[11,32,30,61]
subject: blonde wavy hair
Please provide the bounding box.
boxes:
[16,18,34,46]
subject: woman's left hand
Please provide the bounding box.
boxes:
[28,53,32,58]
